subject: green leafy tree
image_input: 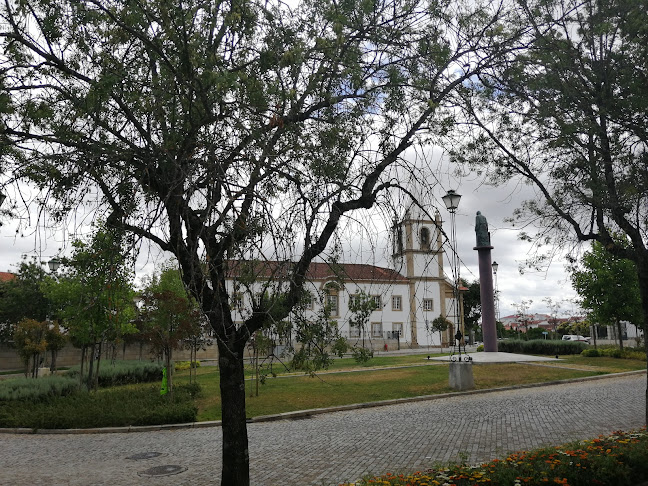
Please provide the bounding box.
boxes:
[449,0,648,421]
[1,0,521,482]
[0,257,51,343]
[461,280,481,343]
[44,227,136,389]
[570,241,643,350]
[348,289,379,354]
[13,318,48,377]
[45,322,67,373]
[431,315,451,346]
[139,264,203,394]
[291,297,348,373]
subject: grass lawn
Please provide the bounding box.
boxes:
[173,355,645,422]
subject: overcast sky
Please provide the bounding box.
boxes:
[0,155,584,319]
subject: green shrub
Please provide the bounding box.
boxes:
[476,345,484,352]
[581,348,600,357]
[0,375,80,402]
[67,360,164,387]
[177,382,202,398]
[497,339,588,355]
[595,347,646,361]
[352,347,374,364]
[0,384,197,429]
[175,360,201,371]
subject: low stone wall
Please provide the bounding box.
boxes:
[0,342,220,371]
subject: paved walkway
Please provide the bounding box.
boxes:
[0,372,645,486]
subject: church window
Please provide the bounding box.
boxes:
[420,227,430,250]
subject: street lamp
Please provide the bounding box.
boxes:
[442,189,463,351]
[47,258,62,272]
[492,261,500,337]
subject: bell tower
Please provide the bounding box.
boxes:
[392,207,448,347]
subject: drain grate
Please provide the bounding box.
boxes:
[126,452,164,460]
[137,465,187,477]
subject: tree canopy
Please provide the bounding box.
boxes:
[570,241,643,347]
[451,0,648,315]
[450,0,648,421]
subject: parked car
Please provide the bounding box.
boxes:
[562,334,590,343]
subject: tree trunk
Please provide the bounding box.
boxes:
[616,319,624,350]
[166,347,173,394]
[87,342,96,389]
[94,340,103,390]
[634,260,648,426]
[218,339,249,486]
[50,349,58,373]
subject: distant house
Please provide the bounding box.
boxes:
[225,208,456,349]
[0,272,16,283]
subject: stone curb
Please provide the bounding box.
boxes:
[1,369,644,435]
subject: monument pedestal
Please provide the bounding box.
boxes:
[449,361,474,391]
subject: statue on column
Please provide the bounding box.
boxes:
[475,211,490,247]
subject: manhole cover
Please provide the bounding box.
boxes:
[126,452,164,460]
[137,465,187,477]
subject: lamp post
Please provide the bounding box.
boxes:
[491,261,499,322]
[442,189,462,350]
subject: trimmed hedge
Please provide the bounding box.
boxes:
[497,339,588,355]
[66,360,164,387]
[0,383,199,429]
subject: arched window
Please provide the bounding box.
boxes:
[420,227,430,250]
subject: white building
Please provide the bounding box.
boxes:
[226,208,455,349]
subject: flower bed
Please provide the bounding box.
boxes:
[342,428,648,486]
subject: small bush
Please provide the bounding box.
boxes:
[584,347,647,361]
[497,339,587,355]
[0,375,80,402]
[176,382,202,398]
[476,345,484,352]
[67,360,164,387]
[175,360,201,371]
[352,347,374,364]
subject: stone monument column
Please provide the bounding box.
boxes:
[474,211,497,352]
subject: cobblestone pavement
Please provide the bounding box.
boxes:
[0,373,645,486]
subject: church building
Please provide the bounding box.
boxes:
[226,207,456,350]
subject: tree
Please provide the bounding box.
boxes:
[13,318,48,377]
[543,297,562,341]
[461,280,481,343]
[0,257,51,344]
[449,0,648,421]
[1,0,519,483]
[512,299,533,338]
[570,241,643,350]
[431,315,451,345]
[348,289,379,352]
[43,227,136,389]
[45,322,68,373]
[139,264,203,394]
